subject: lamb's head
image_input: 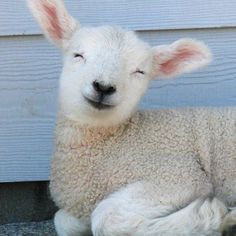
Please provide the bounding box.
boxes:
[28,0,212,127]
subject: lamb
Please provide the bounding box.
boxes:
[27,0,236,235]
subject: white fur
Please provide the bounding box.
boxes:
[59,28,211,127]
[59,26,152,126]
[27,0,211,127]
[27,0,78,49]
[92,182,227,236]
[152,38,212,78]
[54,209,91,236]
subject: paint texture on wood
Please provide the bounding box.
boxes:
[1,0,236,36]
[1,0,236,182]
[1,28,236,182]
[0,36,60,182]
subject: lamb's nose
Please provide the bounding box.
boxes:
[92,81,116,95]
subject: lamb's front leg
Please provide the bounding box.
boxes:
[91,181,228,236]
[54,209,92,236]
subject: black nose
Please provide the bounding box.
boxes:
[92,81,116,95]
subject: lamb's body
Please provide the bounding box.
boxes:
[51,108,236,220]
[27,0,236,234]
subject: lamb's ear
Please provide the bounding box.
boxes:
[152,38,212,78]
[27,0,78,50]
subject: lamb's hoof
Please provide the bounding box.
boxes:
[222,224,236,236]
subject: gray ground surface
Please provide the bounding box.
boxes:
[0,220,56,236]
[0,182,57,225]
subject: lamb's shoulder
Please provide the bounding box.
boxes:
[129,108,200,152]
[136,107,236,141]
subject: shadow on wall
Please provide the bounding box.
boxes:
[0,181,57,224]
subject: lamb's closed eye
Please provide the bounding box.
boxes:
[135,69,145,74]
[73,53,84,59]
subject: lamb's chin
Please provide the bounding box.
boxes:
[64,108,119,126]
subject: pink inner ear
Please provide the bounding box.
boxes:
[160,48,199,75]
[42,3,63,40]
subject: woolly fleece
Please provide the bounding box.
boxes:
[50,107,236,220]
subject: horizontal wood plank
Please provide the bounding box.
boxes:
[1,28,236,182]
[1,0,236,36]
[0,120,54,182]
[0,36,60,182]
[140,29,236,108]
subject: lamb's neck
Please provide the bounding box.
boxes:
[55,115,129,149]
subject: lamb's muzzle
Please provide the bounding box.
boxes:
[92,81,116,96]
[83,80,117,110]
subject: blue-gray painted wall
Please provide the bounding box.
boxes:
[0,0,236,182]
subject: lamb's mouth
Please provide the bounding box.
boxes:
[84,96,115,110]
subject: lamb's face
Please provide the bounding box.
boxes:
[28,0,212,127]
[60,26,152,126]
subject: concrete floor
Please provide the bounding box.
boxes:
[0,220,56,236]
[0,182,57,235]
[0,182,57,224]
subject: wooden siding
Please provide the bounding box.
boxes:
[0,1,236,182]
[1,0,236,36]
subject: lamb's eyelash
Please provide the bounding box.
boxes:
[73,53,84,59]
[135,69,145,75]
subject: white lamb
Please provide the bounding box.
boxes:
[27,0,236,235]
